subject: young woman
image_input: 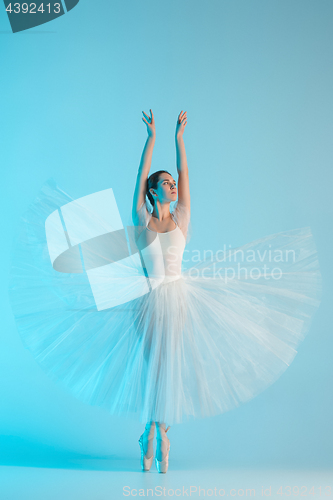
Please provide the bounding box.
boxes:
[132,109,191,472]
[9,109,322,475]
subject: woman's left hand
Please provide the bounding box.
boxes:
[175,110,187,139]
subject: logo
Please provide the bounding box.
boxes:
[3,0,79,33]
[45,188,167,311]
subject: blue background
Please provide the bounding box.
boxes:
[0,0,332,469]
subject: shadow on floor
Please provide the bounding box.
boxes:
[0,435,331,472]
[0,435,141,471]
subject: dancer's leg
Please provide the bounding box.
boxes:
[141,421,156,459]
[155,421,170,462]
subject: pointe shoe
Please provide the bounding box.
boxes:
[138,434,154,471]
[155,425,170,473]
[138,422,155,471]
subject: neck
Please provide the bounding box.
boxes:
[152,202,172,221]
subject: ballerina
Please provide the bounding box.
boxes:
[8,109,322,476]
[134,109,189,473]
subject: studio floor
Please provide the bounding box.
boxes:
[0,461,331,500]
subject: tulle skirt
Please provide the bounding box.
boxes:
[9,181,323,425]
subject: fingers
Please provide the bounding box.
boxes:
[143,109,186,128]
[142,111,150,121]
[178,110,187,123]
[142,109,154,124]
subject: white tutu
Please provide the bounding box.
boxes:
[9,180,322,425]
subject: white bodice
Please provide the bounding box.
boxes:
[142,225,186,284]
[135,201,190,286]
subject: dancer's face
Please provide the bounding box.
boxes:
[150,173,177,205]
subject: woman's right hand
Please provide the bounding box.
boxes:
[142,109,156,138]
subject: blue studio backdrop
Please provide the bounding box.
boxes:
[0,0,332,470]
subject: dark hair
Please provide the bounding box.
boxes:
[146,170,172,207]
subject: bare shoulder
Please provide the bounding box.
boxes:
[132,200,150,227]
[174,200,191,216]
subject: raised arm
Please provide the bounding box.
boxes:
[175,111,190,213]
[132,109,156,224]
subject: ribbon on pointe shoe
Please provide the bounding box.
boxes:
[138,435,154,471]
[138,421,156,471]
[155,424,171,473]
